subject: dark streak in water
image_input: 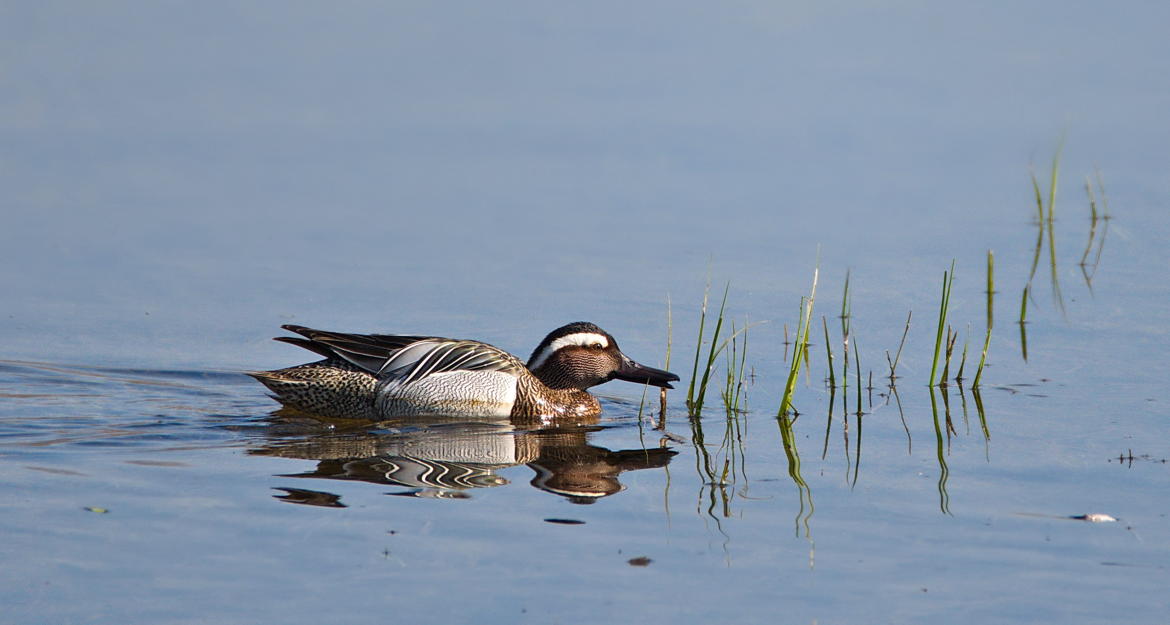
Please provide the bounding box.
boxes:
[25,465,87,476]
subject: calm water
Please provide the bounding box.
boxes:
[3,2,1169,624]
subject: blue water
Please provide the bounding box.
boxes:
[2,2,1169,623]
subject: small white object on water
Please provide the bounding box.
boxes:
[1072,513,1117,523]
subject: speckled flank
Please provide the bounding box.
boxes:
[249,359,379,420]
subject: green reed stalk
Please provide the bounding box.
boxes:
[686,282,709,408]
[973,250,994,388]
[778,268,819,417]
[928,261,955,386]
[1030,169,1045,224]
[841,269,852,332]
[840,270,852,394]
[955,330,969,384]
[886,310,912,382]
[1090,169,1111,269]
[721,319,749,414]
[735,321,748,412]
[822,316,836,389]
[692,282,730,415]
[853,338,862,416]
[1043,139,1065,313]
[1047,135,1065,224]
[985,250,994,328]
[940,326,957,387]
[664,293,673,370]
[722,320,736,410]
[660,294,673,421]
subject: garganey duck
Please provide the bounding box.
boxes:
[250,322,678,420]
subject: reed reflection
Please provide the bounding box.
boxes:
[778,414,813,538]
[1020,151,1111,362]
[929,386,952,515]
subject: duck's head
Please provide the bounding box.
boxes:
[526,322,680,391]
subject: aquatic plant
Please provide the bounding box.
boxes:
[685,281,754,417]
[939,325,957,387]
[660,294,672,424]
[929,386,952,515]
[954,327,970,385]
[973,250,994,387]
[1079,170,1111,289]
[852,338,862,416]
[778,412,814,538]
[928,261,955,387]
[720,319,749,415]
[686,281,729,416]
[839,270,852,397]
[885,311,912,383]
[777,267,819,417]
[822,316,836,389]
[1028,139,1065,313]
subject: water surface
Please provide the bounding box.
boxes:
[2,2,1169,623]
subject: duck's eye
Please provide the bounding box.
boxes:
[590,343,605,350]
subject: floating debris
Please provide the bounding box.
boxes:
[272,487,345,508]
[543,518,585,525]
[627,556,653,567]
[83,507,109,514]
[1070,513,1117,523]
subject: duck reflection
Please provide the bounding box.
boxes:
[250,411,675,504]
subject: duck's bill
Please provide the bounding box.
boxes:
[613,357,680,389]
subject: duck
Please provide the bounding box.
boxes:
[250,322,679,420]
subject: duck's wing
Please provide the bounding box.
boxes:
[276,325,525,382]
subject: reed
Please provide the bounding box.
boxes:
[973,250,994,387]
[851,386,862,488]
[1047,135,1065,223]
[687,282,729,416]
[777,267,819,417]
[720,319,749,415]
[822,316,835,388]
[1089,169,1111,270]
[940,326,957,387]
[1046,194,1065,314]
[821,382,835,460]
[886,311,912,382]
[840,270,852,333]
[1079,170,1112,288]
[853,338,862,416]
[929,387,952,515]
[778,412,814,538]
[955,329,969,385]
[1080,174,1099,266]
[636,380,650,449]
[839,270,852,395]
[664,293,673,371]
[985,249,995,327]
[1034,139,1066,312]
[928,261,956,387]
[685,282,710,408]
[660,294,672,423]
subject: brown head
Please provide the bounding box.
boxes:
[525,322,679,391]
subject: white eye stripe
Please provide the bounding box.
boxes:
[528,332,609,370]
